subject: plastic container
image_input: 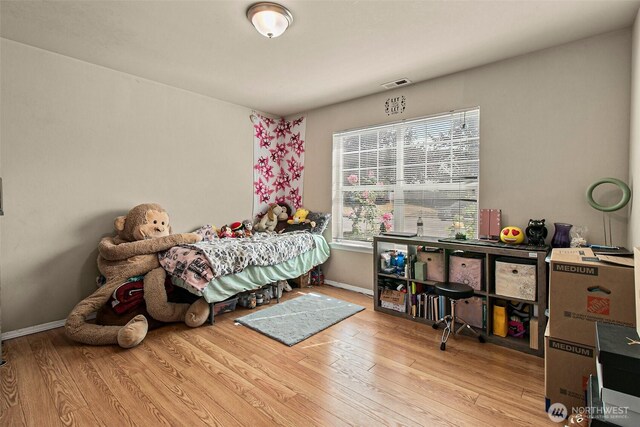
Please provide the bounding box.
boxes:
[213,296,239,315]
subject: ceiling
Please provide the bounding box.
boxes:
[2,0,640,116]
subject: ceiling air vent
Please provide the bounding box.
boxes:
[381,78,412,89]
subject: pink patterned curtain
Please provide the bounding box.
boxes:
[252,112,306,218]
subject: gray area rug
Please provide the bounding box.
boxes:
[235,292,365,346]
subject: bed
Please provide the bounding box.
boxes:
[158,225,330,322]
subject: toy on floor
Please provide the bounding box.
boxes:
[65,203,210,349]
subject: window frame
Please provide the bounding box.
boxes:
[331,107,480,247]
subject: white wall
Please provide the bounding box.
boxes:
[302,30,632,291]
[630,9,640,249]
[0,39,255,332]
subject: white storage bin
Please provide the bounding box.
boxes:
[495,257,536,301]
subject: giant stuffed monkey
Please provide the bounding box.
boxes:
[65,203,210,348]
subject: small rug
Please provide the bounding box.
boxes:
[235,293,365,346]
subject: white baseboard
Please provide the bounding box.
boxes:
[1,313,95,341]
[324,280,374,296]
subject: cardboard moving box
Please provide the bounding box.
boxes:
[548,248,635,346]
[545,325,596,412]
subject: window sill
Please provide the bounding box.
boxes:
[329,241,373,254]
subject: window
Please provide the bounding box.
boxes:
[332,108,479,246]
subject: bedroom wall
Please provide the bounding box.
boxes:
[302,29,632,291]
[630,9,640,249]
[0,39,255,332]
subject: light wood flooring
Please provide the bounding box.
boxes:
[1,285,555,426]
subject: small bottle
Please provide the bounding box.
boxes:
[417,217,424,237]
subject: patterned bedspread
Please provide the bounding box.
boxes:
[158,231,316,292]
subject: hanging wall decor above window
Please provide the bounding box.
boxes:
[385,96,406,116]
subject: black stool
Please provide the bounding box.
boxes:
[432,282,485,351]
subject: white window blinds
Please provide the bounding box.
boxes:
[332,108,480,245]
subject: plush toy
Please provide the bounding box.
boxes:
[273,204,293,233]
[287,208,311,226]
[230,221,245,238]
[255,204,287,232]
[525,218,547,246]
[287,208,316,228]
[218,224,233,238]
[65,203,210,348]
[242,219,254,237]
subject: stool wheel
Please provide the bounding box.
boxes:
[432,323,439,330]
[478,335,485,343]
[440,342,446,351]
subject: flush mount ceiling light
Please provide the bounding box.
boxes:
[246,2,293,38]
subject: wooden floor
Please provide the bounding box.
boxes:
[1,285,555,426]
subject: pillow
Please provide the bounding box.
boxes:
[307,212,331,234]
[280,222,313,234]
[280,212,331,234]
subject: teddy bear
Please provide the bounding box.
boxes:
[65,203,210,348]
[254,204,288,232]
[287,208,316,228]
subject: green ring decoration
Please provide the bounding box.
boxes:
[586,178,631,212]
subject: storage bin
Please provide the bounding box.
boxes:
[449,253,483,290]
[495,257,537,301]
[380,288,406,313]
[454,296,486,329]
[417,250,445,282]
[213,296,239,315]
[289,271,311,288]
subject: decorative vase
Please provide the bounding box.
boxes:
[551,223,573,248]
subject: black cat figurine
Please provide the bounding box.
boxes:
[525,219,548,246]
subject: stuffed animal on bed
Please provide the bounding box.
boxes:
[242,219,254,237]
[230,221,246,238]
[218,224,233,238]
[287,208,316,228]
[254,204,288,232]
[65,203,210,348]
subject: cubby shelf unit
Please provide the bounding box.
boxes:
[373,235,549,356]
